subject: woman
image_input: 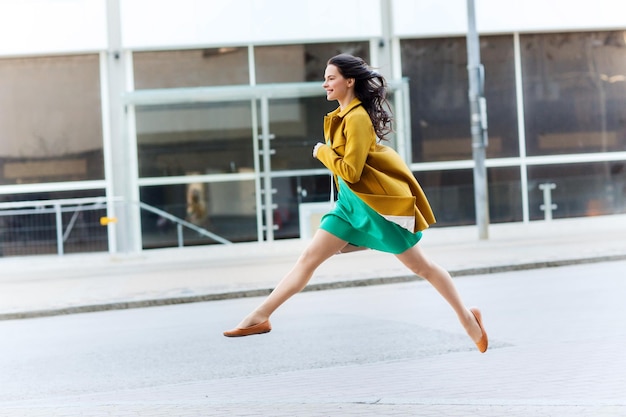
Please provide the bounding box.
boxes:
[224,54,488,353]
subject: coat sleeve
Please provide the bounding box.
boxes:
[317,111,375,184]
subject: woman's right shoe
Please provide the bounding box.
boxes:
[469,307,488,353]
[223,320,272,337]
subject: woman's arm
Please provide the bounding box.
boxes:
[316,112,375,183]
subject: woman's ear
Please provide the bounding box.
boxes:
[347,78,355,88]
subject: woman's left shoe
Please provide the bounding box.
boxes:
[469,307,488,353]
[223,320,272,337]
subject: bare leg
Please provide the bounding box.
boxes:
[337,243,369,254]
[234,229,347,328]
[395,244,484,343]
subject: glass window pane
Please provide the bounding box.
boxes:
[522,31,626,156]
[273,174,332,241]
[488,167,523,223]
[401,36,518,162]
[133,48,249,89]
[0,55,104,185]
[267,96,333,171]
[255,45,309,83]
[135,101,254,178]
[417,169,476,226]
[528,161,626,220]
[255,42,370,83]
[416,166,522,227]
[140,182,257,248]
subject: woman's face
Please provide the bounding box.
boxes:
[323,64,353,103]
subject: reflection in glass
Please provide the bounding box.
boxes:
[255,42,370,84]
[488,167,523,223]
[401,36,518,162]
[522,32,626,156]
[140,182,258,248]
[417,169,476,226]
[133,48,249,89]
[416,167,522,227]
[136,101,254,178]
[265,96,334,172]
[0,55,104,185]
[528,162,626,220]
[272,174,332,240]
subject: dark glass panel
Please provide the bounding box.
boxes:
[528,161,626,220]
[401,36,518,162]
[521,31,626,155]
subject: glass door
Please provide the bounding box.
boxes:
[134,99,260,247]
[125,80,410,247]
[257,81,411,241]
[256,95,333,241]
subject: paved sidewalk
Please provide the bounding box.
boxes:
[1,214,625,320]
[1,260,624,417]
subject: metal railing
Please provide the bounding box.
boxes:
[0,198,230,257]
[136,201,231,246]
[0,197,109,256]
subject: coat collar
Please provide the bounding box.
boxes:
[327,98,362,118]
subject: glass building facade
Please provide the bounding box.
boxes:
[400,31,626,225]
[0,0,624,256]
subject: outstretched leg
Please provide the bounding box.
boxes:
[229,229,347,330]
[395,244,487,350]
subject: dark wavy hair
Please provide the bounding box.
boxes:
[327,54,393,140]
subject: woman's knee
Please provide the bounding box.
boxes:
[295,247,321,271]
[397,246,437,277]
[406,259,436,278]
[308,230,346,257]
[296,235,342,270]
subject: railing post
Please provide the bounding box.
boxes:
[54,203,64,255]
[539,183,557,221]
[177,223,184,248]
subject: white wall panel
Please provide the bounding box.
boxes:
[120,0,382,49]
[0,0,107,56]
[392,0,468,37]
[1,0,624,56]
[393,0,626,37]
[476,0,626,34]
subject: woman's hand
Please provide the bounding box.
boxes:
[312,142,325,158]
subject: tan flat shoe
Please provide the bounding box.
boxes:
[469,307,488,353]
[223,320,272,337]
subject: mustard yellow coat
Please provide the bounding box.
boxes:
[316,98,436,232]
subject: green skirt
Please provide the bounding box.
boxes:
[319,177,422,254]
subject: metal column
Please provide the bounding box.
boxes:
[104,0,142,253]
[466,0,490,240]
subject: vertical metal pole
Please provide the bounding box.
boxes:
[177,224,184,247]
[55,204,64,255]
[105,0,142,253]
[513,33,530,223]
[260,97,275,242]
[99,51,117,254]
[378,0,393,77]
[395,79,412,165]
[466,0,490,239]
[250,98,265,242]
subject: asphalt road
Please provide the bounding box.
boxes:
[1,260,625,416]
